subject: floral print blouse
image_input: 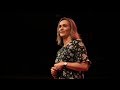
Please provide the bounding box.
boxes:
[55,39,91,79]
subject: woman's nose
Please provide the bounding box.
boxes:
[59,28,63,32]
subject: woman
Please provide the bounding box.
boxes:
[51,17,91,79]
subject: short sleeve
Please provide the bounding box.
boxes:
[74,40,91,64]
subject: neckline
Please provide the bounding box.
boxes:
[62,39,82,48]
[63,40,73,48]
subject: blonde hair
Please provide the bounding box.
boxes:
[56,17,80,45]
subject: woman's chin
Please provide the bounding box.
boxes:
[60,34,65,37]
[60,35,66,38]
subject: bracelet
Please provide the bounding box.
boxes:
[63,62,68,67]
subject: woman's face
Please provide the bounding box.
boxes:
[58,20,71,38]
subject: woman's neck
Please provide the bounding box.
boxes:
[63,36,72,47]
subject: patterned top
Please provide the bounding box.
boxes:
[55,39,91,79]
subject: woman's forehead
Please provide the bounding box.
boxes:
[59,20,70,25]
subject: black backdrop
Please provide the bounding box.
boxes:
[1,6,119,79]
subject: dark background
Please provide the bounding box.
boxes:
[0,4,119,79]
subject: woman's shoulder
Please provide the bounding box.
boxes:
[72,39,85,47]
[72,39,82,43]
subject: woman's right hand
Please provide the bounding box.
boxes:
[51,66,58,78]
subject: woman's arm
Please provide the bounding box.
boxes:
[54,61,90,72]
[64,61,90,72]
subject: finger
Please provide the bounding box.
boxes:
[52,67,57,71]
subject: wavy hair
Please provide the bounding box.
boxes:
[56,17,81,46]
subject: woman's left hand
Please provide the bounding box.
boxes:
[54,61,64,71]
